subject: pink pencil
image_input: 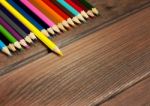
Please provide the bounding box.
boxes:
[20,0,64,33]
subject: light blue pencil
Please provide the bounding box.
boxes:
[0,39,12,56]
[56,0,86,22]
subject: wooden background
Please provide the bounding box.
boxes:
[0,0,150,106]
[0,0,149,75]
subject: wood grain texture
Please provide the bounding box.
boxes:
[0,7,149,106]
[0,0,149,75]
[101,78,150,106]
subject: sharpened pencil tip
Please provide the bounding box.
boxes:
[8,51,12,56]
[48,36,53,39]
[25,45,30,49]
[53,47,63,56]
[19,48,24,51]
[92,8,99,15]
[58,51,63,56]
[2,47,12,56]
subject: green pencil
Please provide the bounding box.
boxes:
[0,24,22,49]
[79,0,99,15]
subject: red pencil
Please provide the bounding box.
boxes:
[71,0,95,17]
[42,0,76,26]
[65,0,89,19]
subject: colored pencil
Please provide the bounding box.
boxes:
[65,0,89,19]
[30,0,70,28]
[56,0,86,22]
[28,0,67,31]
[79,0,99,15]
[14,0,54,39]
[20,0,62,33]
[51,0,81,24]
[8,0,52,38]
[42,0,75,26]
[0,39,12,56]
[72,0,95,17]
[0,10,33,44]
[0,24,22,50]
[0,35,16,52]
[0,17,29,48]
[0,0,63,56]
[0,6,37,41]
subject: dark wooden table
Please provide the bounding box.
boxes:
[0,0,150,106]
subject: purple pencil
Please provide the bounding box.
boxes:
[0,17,29,48]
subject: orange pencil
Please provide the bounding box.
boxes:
[29,0,70,29]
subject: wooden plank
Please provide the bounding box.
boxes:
[101,78,150,106]
[0,7,150,106]
[0,0,149,75]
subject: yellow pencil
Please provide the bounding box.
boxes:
[0,0,63,56]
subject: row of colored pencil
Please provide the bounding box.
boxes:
[0,0,99,56]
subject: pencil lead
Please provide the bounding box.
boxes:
[19,47,24,51]
[47,35,53,39]
[53,47,63,56]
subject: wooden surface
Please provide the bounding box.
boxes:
[102,77,150,106]
[0,7,149,106]
[0,0,149,75]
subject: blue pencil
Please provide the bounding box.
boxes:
[14,0,50,29]
[0,39,12,56]
[56,0,86,22]
[8,0,54,37]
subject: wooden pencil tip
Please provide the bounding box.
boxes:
[2,47,12,56]
[62,20,70,28]
[20,39,29,48]
[67,18,76,27]
[72,17,81,24]
[77,14,86,22]
[52,25,61,33]
[92,8,99,15]
[14,41,22,50]
[87,10,95,17]
[25,36,33,44]
[29,32,37,41]
[81,11,89,19]
[8,44,17,52]
[53,47,63,56]
[47,27,55,35]
[57,23,67,32]
[41,29,51,38]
